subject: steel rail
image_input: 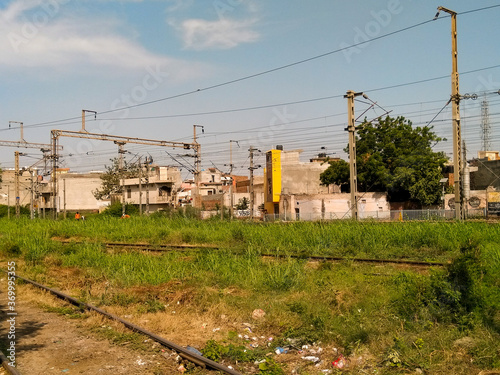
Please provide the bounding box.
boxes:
[4,272,242,375]
[0,350,21,375]
[53,239,447,267]
[260,254,448,267]
[55,239,219,251]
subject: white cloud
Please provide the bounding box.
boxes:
[0,0,204,80]
[173,18,259,50]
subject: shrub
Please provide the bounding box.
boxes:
[102,202,139,217]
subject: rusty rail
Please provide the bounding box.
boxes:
[54,239,447,266]
[0,350,21,375]
[4,272,241,375]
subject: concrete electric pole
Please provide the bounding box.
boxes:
[344,90,365,221]
[248,146,260,219]
[229,140,239,219]
[436,6,463,220]
[116,142,127,217]
[193,125,204,209]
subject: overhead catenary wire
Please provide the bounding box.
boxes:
[0,3,497,132]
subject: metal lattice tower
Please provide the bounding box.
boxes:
[481,94,491,151]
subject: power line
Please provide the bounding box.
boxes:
[4,4,497,131]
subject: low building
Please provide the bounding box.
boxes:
[279,193,390,221]
[121,166,182,212]
[264,148,334,215]
[0,169,38,209]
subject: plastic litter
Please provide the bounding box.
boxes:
[186,346,203,356]
[275,347,288,355]
[252,308,266,319]
[302,356,320,363]
[332,354,346,369]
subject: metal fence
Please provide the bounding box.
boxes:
[263,208,487,222]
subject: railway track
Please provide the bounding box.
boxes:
[0,350,21,375]
[3,271,242,375]
[54,239,447,267]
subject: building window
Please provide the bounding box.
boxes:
[127,189,131,198]
[159,186,171,196]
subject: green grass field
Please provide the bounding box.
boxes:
[1,216,499,374]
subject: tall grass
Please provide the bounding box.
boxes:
[1,217,499,373]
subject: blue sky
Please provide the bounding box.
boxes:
[0,0,499,179]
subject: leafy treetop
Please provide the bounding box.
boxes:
[93,158,141,200]
[320,116,448,207]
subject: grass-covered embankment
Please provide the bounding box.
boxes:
[1,217,499,374]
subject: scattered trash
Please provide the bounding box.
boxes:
[177,364,186,373]
[61,370,69,373]
[275,347,288,355]
[315,360,324,367]
[302,356,320,363]
[201,323,208,329]
[252,308,266,320]
[332,354,346,369]
[135,358,147,366]
[186,346,203,356]
[212,328,220,332]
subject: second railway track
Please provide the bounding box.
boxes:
[54,239,448,267]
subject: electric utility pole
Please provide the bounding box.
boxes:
[138,156,143,216]
[229,140,239,219]
[14,151,25,218]
[81,110,97,132]
[248,146,260,219]
[193,125,203,209]
[436,6,463,220]
[116,142,127,217]
[344,90,364,221]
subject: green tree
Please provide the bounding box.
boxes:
[320,159,350,190]
[235,197,249,210]
[320,116,448,206]
[93,158,140,200]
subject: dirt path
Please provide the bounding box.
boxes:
[0,285,180,375]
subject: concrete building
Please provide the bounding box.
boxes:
[279,193,390,221]
[0,169,38,210]
[470,157,500,191]
[38,171,106,213]
[121,166,182,212]
[264,148,333,215]
[200,171,265,216]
